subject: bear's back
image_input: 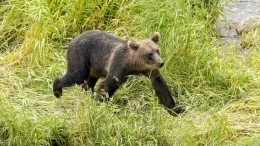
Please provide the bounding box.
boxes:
[70,30,126,52]
[68,30,128,78]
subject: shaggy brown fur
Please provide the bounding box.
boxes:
[53,30,184,116]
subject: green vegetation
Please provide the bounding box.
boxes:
[236,16,260,49]
[240,28,260,50]
[0,0,259,145]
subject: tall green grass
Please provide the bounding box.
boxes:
[0,0,259,145]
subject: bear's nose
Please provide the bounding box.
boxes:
[159,62,164,68]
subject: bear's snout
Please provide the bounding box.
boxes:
[155,56,164,68]
[154,60,164,69]
[158,62,164,68]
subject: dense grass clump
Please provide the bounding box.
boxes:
[0,0,259,145]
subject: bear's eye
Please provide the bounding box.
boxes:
[147,53,153,60]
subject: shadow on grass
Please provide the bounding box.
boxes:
[47,126,69,146]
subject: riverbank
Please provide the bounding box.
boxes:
[0,0,259,145]
[218,0,260,51]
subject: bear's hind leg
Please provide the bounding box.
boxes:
[53,77,63,98]
[53,73,81,98]
[53,67,90,98]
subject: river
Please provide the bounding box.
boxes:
[218,0,260,45]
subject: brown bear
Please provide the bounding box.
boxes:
[53,30,184,116]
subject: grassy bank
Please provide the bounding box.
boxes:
[0,0,259,145]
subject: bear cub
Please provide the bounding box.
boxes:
[53,30,184,116]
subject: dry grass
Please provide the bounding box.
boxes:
[0,0,259,145]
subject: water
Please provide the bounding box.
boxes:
[218,0,260,44]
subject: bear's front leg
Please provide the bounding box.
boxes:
[82,76,99,92]
[149,69,185,116]
[96,72,128,102]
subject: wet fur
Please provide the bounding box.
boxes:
[53,30,184,115]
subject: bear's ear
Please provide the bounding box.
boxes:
[151,32,160,43]
[127,40,139,51]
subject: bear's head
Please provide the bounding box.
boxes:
[127,32,164,70]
